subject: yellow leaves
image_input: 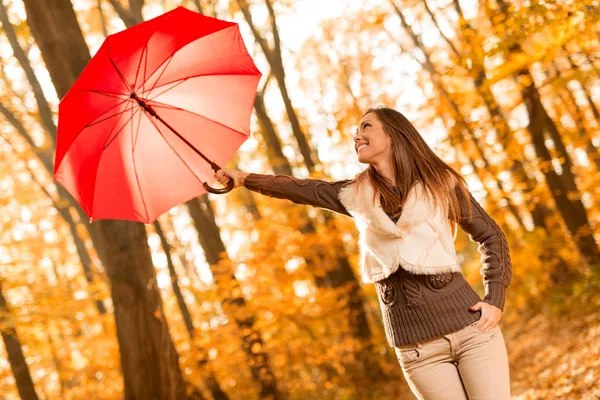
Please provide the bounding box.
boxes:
[464,57,472,70]
[492,12,507,26]
[2,1,600,398]
[487,52,532,85]
[505,308,600,398]
[251,341,263,354]
[517,72,534,87]
[360,11,387,32]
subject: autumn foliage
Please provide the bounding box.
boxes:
[1,0,599,399]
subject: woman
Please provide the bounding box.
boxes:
[214,106,512,400]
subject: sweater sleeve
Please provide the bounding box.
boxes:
[455,189,512,311]
[243,173,353,218]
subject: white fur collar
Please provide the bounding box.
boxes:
[337,178,433,237]
[337,177,461,282]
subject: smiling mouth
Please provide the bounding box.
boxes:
[357,144,368,153]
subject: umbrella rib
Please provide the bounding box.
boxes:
[63,95,129,130]
[143,111,206,189]
[56,98,132,174]
[135,10,173,93]
[87,102,135,128]
[131,107,149,222]
[106,38,133,93]
[132,103,144,151]
[150,100,249,139]
[103,105,139,150]
[142,54,175,97]
[140,39,150,92]
[103,107,140,151]
[142,71,259,100]
[89,107,141,220]
[145,78,187,101]
[137,24,235,93]
[84,89,130,100]
[132,44,148,91]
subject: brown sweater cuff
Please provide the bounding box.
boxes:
[482,281,507,311]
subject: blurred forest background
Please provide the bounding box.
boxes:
[1,0,600,399]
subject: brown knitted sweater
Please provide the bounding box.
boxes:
[243,173,512,347]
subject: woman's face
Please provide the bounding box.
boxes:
[353,112,392,165]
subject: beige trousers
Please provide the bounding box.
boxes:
[394,321,510,399]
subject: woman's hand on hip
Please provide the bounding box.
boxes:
[469,301,502,331]
[214,168,248,189]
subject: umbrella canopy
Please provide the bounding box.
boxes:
[53,6,261,224]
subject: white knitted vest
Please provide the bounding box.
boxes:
[337,178,462,283]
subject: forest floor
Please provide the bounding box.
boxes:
[506,307,600,399]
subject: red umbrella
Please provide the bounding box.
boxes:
[53,6,261,224]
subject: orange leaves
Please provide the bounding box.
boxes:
[506,310,600,398]
[251,341,263,354]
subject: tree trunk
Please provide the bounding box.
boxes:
[253,88,294,176]
[563,48,600,125]
[0,283,40,400]
[153,219,229,400]
[230,2,383,381]
[46,322,67,397]
[97,0,109,37]
[236,0,317,171]
[0,0,110,275]
[98,220,187,399]
[186,196,283,400]
[546,62,600,171]
[492,0,600,268]
[0,1,56,142]
[153,220,196,337]
[108,0,144,28]
[520,76,600,266]
[447,0,568,247]
[22,0,187,397]
[0,127,107,315]
[576,42,600,80]
[392,2,521,226]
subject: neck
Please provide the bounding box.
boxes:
[372,159,397,186]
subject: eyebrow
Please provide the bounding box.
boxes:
[356,120,371,132]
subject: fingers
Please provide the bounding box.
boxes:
[214,169,231,185]
[473,317,490,331]
[479,319,492,331]
[469,301,502,331]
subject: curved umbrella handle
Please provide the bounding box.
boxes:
[203,160,234,194]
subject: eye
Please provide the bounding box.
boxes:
[364,123,371,128]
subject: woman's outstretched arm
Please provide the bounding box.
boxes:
[455,188,513,311]
[242,173,353,218]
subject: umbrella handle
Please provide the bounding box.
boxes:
[203,179,234,194]
[203,161,235,194]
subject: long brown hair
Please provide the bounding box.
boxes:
[351,106,473,230]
